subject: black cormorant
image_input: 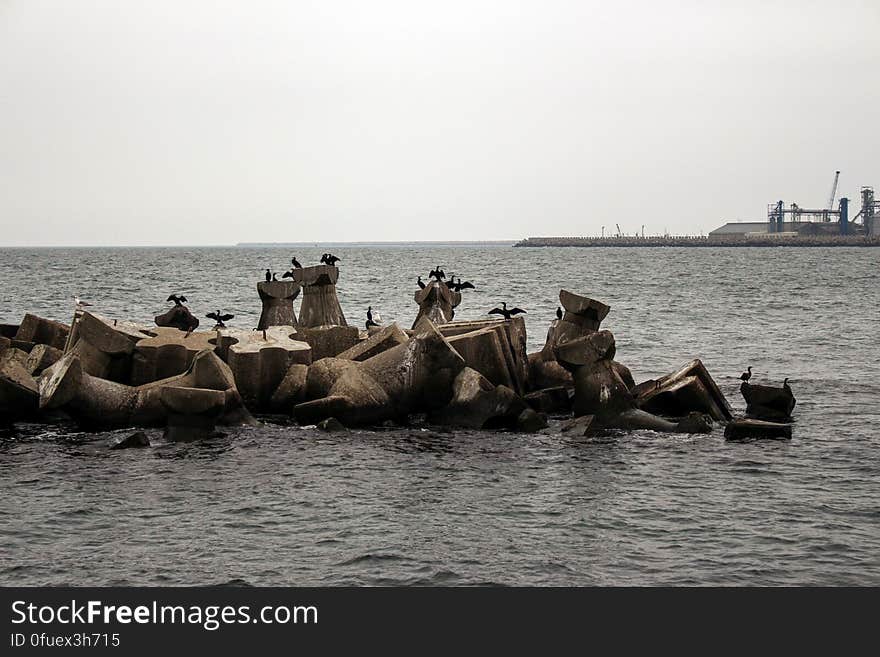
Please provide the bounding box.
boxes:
[739,366,752,383]
[206,310,234,328]
[556,306,563,320]
[417,276,426,289]
[167,294,187,306]
[488,302,526,320]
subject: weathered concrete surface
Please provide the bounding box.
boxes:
[155,305,200,332]
[632,359,732,422]
[428,367,527,429]
[524,386,572,414]
[68,312,152,382]
[130,328,216,386]
[555,330,710,434]
[294,265,347,327]
[529,291,613,391]
[725,417,792,440]
[39,349,256,428]
[412,281,461,328]
[337,323,409,362]
[438,317,529,395]
[0,348,39,419]
[293,325,360,361]
[25,344,63,376]
[15,314,69,350]
[269,363,309,412]
[0,325,18,339]
[0,336,10,358]
[740,382,796,422]
[561,414,595,436]
[295,322,465,426]
[220,327,312,409]
[160,386,227,442]
[257,280,301,329]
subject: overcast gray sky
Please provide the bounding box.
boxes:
[1,1,877,245]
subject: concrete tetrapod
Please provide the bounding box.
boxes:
[217,327,312,410]
[554,330,712,434]
[130,328,216,386]
[412,280,461,329]
[437,318,529,396]
[160,386,228,442]
[294,321,466,426]
[155,305,200,332]
[740,382,796,422]
[293,265,347,328]
[0,348,39,420]
[14,313,70,351]
[257,280,301,330]
[38,349,257,429]
[632,359,732,422]
[66,312,152,382]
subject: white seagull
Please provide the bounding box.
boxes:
[72,295,92,309]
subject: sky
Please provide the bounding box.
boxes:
[1,0,878,245]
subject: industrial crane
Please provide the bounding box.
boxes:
[827,170,841,210]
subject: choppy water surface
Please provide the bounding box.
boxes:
[1,245,878,585]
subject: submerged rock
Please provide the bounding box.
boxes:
[109,431,151,450]
[725,417,792,440]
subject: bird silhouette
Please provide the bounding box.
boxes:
[556,306,563,320]
[417,276,426,289]
[365,306,380,329]
[206,310,234,328]
[272,272,278,281]
[783,377,791,393]
[452,277,475,292]
[265,269,271,282]
[291,257,302,269]
[167,294,187,306]
[321,253,340,266]
[488,302,526,320]
[739,366,752,383]
[429,266,446,281]
[282,270,295,279]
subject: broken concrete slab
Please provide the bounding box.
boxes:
[67,312,153,382]
[438,317,529,395]
[428,367,527,430]
[257,280,301,329]
[0,348,39,420]
[25,344,63,376]
[336,323,409,362]
[632,359,732,421]
[15,313,69,350]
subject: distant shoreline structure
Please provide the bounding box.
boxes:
[236,240,518,247]
[515,236,880,247]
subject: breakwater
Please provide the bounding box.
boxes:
[515,236,880,247]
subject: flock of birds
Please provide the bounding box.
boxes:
[739,366,792,393]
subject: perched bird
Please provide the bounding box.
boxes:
[72,295,92,309]
[783,377,791,393]
[206,310,234,329]
[291,256,302,269]
[282,270,295,279]
[321,253,340,266]
[452,277,475,292]
[556,306,563,320]
[365,306,381,329]
[444,273,456,289]
[265,269,271,282]
[488,302,526,320]
[429,266,446,281]
[167,294,187,306]
[739,366,752,383]
[272,272,278,281]
[417,276,426,289]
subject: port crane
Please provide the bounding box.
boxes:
[827,170,841,210]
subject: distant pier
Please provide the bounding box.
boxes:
[514,235,880,247]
